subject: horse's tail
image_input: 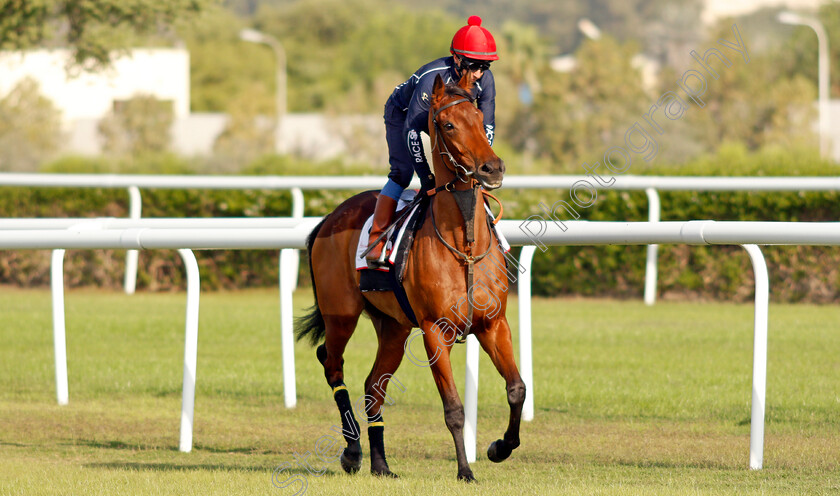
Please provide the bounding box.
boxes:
[294,216,329,346]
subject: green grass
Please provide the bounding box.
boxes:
[1,287,839,495]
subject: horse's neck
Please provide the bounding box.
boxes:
[431,185,490,251]
[431,145,490,242]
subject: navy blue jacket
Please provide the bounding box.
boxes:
[386,56,496,173]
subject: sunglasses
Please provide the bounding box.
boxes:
[460,58,491,72]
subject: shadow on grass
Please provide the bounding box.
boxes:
[603,457,739,471]
[84,461,343,477]
[68,439,288,456]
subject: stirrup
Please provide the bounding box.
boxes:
[366,247,389,269]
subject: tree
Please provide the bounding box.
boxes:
[0,0,214,71]
[252,0,460,113]
[526,37,648,171]
[0,77,62,170]
[672,20,818,155]
[779,3,840,98]
[98,95,174,156]
[212,83,275,170]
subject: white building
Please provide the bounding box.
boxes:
[0,48,190,123]
[0,48,385,163]
[703,0,825,25]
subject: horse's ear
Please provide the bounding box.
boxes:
[432,74,445,98]
[458,69,474,92]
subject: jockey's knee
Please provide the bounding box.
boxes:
[380,179,404,201]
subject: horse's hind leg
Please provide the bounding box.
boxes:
[363,313,411,477]
[317,312,365,474]
[475,317,526,463]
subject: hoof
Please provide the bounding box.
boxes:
[371,459,398,478]
[371,468,399,478]
[340,448,362,474]
[457,470,476,482]
[487,439,512,463]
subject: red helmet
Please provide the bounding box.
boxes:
[450,15,499,61]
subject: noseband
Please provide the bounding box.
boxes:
[431,97,475,184]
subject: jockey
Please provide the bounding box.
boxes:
[366,15,499,268]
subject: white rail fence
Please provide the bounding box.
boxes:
[5,173,840,302]
[2,219,319,453]
[6,219,840,469]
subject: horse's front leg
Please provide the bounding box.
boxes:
[419,319,476,482]
[475,316,526,463]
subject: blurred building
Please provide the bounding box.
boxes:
[0,48,190,123]
[703,0,825,25]
[0,48,385,163]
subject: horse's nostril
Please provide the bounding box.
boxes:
[480,163,493,174]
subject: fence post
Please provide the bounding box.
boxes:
[742,244,768,470]
[464,334,480,463]
[178,249,200,453]
[124,186,142,294]
[518,245,537,422]
[279,248,298,409]
[644,188,660,306]
[51,249,68,406]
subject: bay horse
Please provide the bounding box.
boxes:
[295,72,524,481]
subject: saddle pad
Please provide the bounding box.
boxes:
[355,189,420,271]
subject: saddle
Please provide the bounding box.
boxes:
[356,191,429,325]
[356,188,510,329]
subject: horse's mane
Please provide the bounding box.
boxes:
[444,83,475,103]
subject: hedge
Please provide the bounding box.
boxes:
[3,145,840,302]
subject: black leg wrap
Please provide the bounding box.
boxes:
[331,385,361,444]
[368,414,397,478]
[487,439,513,463]
[330,382,362,474]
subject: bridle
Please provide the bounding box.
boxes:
[431,97,476,184]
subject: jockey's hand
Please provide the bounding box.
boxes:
[421,173,436,193]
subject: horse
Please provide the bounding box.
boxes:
[295,71,525,482]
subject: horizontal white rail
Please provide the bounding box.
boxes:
[0,217,322,230]
[0,224,319,250]
[500,220,840,246]
[0,173,398,190]
[4,172,840,191]
[505,175,840,191]
[6,219,838,249]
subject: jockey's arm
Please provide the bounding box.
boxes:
[403,81,435,188]
[477,70,497,146]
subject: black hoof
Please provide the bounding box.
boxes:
[340,448,362,474]
[487,439,512,463]
[457,472,476,482]
[316,344,327,365]
[371,468,399,478]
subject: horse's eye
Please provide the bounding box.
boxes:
[444,122,455,131]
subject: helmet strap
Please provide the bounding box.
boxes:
[453,55,463,78]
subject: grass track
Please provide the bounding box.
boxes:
[1,287,838,495]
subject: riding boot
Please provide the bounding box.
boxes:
[365,194,399,269]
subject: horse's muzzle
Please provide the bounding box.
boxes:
[476,159,505,190]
